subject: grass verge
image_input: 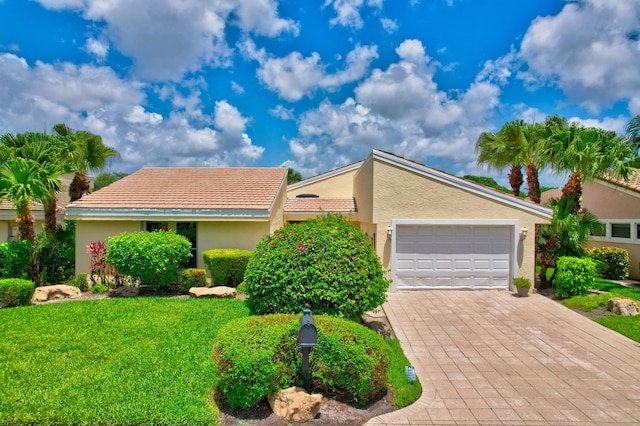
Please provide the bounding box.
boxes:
[562,279,640,312]
[595,316,640,342]
[386,339,422,408]
[0,297,249,425]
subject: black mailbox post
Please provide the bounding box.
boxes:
[298,304,317,391]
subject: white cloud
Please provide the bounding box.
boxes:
[287,39,502,175]
[230,81,245,94]
[243,40,378,101]
[0,53,265,170]
[380,17,398,34]
[35,0,298,81]
[518,0,640,112]
[324,0,384,29]
[85,37,109,61]
[269,105,295,120]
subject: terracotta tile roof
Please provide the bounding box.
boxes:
[0,199,44,211]
[285,197,357,213]
[599,169,640,193]
[67,167,287,210]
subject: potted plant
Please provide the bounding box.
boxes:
[513,277,532,297]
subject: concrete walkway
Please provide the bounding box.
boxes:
[367,291,640,425]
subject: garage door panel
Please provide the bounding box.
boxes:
[394,225,512,290]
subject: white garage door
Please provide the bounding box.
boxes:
[394,225,511,290]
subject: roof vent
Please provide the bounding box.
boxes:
[296,194,319,198]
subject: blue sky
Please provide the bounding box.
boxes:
[0,0,638,188]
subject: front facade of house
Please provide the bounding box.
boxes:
[582,172,640,279]
[287,150,551,290]
[66,150,552,290]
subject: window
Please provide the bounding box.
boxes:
[637,223,640,240]
[611,223,631,239]
[146,222,168,232]
[591,226,606,237]
[177,222,197,268]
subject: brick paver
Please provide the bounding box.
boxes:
[367,291,640,425]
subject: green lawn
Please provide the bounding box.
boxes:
[1,297,420,425]
[562,279,640,343]
[0,298,248,425]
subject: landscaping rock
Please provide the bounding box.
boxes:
[188,286,236,298]
[32,285,82,302]
[268,386,322,422]
[113,286,140,297]
[607,298,640,316]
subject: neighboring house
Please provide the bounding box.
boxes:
[66,150,552,290]
[582,171,640,279]
[66,168,288,273]
[287,150,551,290]
[0,174,79,242]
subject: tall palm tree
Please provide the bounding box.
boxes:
[542,120,636,212]
[627,114,640,151]
[0,132,66,233]
[476,122,524,197]
[52,123,118,202]
[537,196,603,289]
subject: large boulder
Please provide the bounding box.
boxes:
[607,298,640,316]
[188,286,236,298]
[32,285,82,302]
[268,387,322,422]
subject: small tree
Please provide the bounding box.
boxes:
[244,214,389,321]
[104,231,191,287]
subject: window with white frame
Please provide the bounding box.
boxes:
[591,220,640,244]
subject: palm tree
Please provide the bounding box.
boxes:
[0,157,57,242]
[537,195,603,289]
[52,123,118,202]
[627,114,640,151]
[476,122,524,197]
[542,120,636,212]
[476,119,545,202]
[0,132,66,233]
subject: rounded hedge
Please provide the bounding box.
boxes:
[244,214,389,321]
[105,231,192,287]
[0,278,35,307]
[213,314,390,409]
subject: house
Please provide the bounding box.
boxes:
[66,150,552,290]
[582,170,640,279]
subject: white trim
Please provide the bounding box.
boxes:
[287,161,363,191]
[594,178,640,199]
[390,219,520,292]
[65,207,271,221]
[371,150,552,219]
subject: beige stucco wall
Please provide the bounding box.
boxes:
[0,221,10,243]
[583,181,640,218]
[353,158,374,224]
[75,220,142,274]
[287,168,358,198]
[269,182,287,233]
[368,159,550,285]
[583,180,640,280]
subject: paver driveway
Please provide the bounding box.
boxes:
[367,291,640,425]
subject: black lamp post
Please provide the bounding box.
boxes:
[298,303,317,391]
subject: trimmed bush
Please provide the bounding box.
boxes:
[244,214,389,321]
[0,240,33,279]
[203,249,252,287]
[588,247,630,280]
[178,268,207,292]
[554,256,596,298]
[213,314,390,409]
[0,278,35,307]
[104,231,191,287]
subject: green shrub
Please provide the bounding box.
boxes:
[71,273,89,292]
[513,277,531,288]
[554,256,596,298]
[203,249,252,287]
[178,268,207,292]
[587,247,630,280]
[90,283,109,294]
[35,223,76,285]
[244,214,389,321]
[0,240,33,279]
[0,278,35,307]
[104,231,192,288]
[236,281,246,294]
[213,314,390,409]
